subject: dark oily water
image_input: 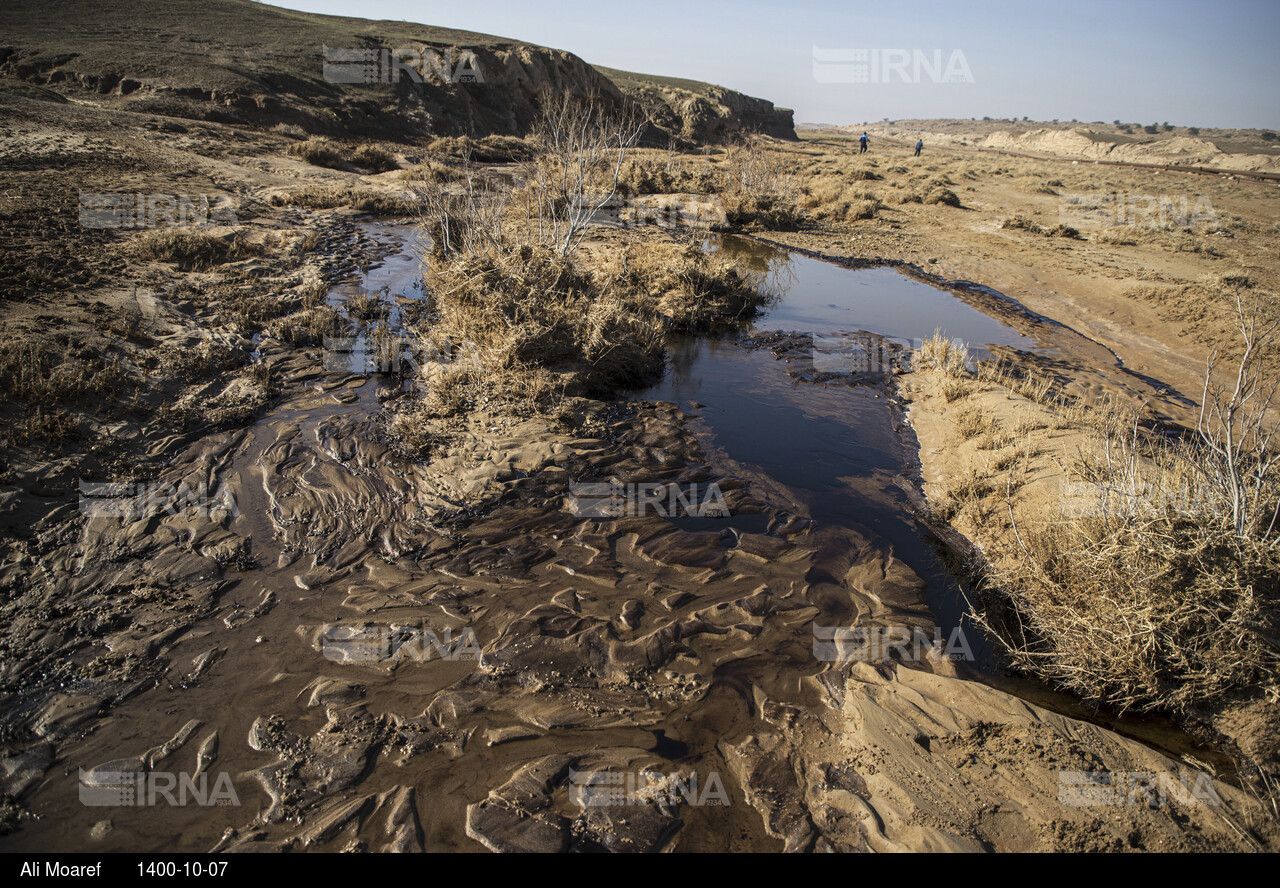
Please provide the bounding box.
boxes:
[644,234,1045,666]
[644,336,993,669]
[644,236,1235,773]
[710,233,1036,353]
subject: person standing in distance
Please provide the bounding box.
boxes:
[914,138,923,157]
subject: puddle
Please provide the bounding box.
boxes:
[323,224,428,377]
[710,234,1037,353]
[642,235,1035,668]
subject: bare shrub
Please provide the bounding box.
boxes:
[411,150,509,259]
[1197,287,1280,538]
[519,90,647,256]
[717,135,804,231]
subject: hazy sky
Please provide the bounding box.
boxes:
[271,0,1280,129]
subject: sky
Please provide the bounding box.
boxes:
[270,0,1280,129]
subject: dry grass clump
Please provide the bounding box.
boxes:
[977,359,1063,408]
[1091,225,1223,256]
[134,229,260,271]
[717,135,804,231]
[1001,215,1040,232]
[158,338,246,382]
[924,187,962,208]
[0,338,126,405]
[942,377,972,402]
[975,505,1280,715]
[398,161,468,185]
[267,306,343,346]
[269,187,416,215]
[4,406,80,448]
[351,144,399,173]
[271,122,308,140]
[973,293,1280,721]
[422,244,665,395]
[797,179,882,222]
[721,194,805,231]
[426,134,534,163]
[344,288,388,323]
[389,95,771,446]
[287,139,399,173]
[1000,216,1082,239]
[616,155,715,196]
[955,406,997,440]
[934,466,994,523]
[616,243,773,333]
[287,138,347,169]
[916,329,971,375]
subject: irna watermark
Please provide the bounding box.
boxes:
[813,624,974,664]
[567,768,729,808]
[317,621,482,664]
[322,46,483,85]
[322,334,482,376]
[813,47,974,85]
[1058,479,1208,519]
[1058,769,1220,808]
[78,479,239,522]
[567,481,729,519]
[79,768,239,807]
[1058,192,1217,231]
[79,193,237,229]
[574,194,727,230]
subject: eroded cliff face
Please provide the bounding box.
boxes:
[0,0,793,144]
[612,79,797,144]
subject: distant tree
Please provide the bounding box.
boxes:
[1144,124,1158,134]
[1188,127,1200,136]
[1113,119,1121,125]
[1022,116,1029,121]
[1262,131,1277,142]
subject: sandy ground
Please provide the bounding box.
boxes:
[0,87,1277,851]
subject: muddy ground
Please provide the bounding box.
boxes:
[0,88,1277,851]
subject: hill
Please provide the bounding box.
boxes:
[0,0,794,143]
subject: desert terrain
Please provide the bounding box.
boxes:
[0,0,1277,855]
